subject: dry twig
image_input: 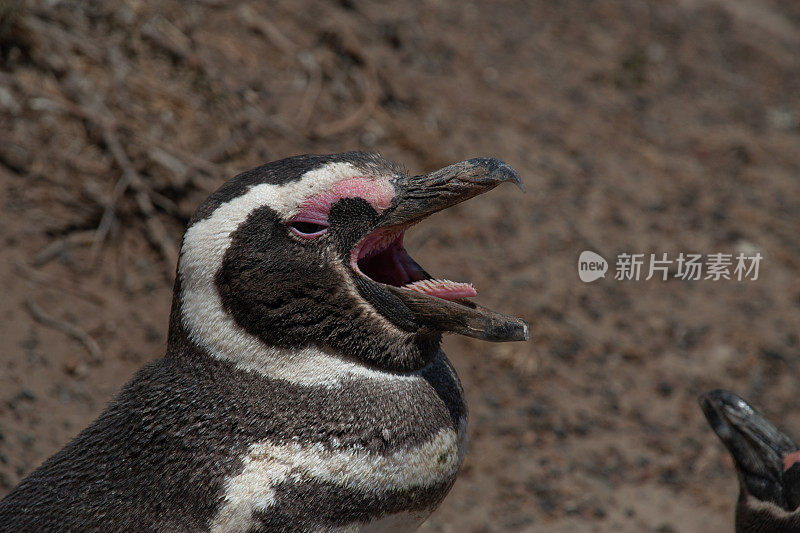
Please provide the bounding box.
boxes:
[51,92,181,275]
[15,262,106,306]
[237,5,297,56]
[314,64,379,138]
[93,123,179,271]
[140,15,197,65]
[295,51,323,129]
[30,230,95,267]
[25,296,103,363]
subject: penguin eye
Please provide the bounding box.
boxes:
[288,220,329,239]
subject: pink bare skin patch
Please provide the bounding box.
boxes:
[783,450,800,471]
[296,175,478,302]
[294,177,395,225]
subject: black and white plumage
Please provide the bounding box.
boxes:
[700,390,800,533]
[0,152,528,532]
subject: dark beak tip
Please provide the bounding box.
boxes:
[467,157,525,192]
[699,390,744,422]
[699,390,721,408]
[485,316,530,342]
[703,389,748,410]
[698,395,720,423]
[697,394,712,411]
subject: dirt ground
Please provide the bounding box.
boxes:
[2,0,800,531]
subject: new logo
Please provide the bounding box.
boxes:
[578,251,608,282]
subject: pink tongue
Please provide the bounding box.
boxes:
[403,279,477,300]
[783,451,800,471]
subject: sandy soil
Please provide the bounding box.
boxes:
[2,1,800,531]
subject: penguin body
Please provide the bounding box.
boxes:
[700,390,800,533]
[0,352,465,532]
[0,152,527,531]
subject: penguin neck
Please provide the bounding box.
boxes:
[166,277,442,384]
[737,493,800,532]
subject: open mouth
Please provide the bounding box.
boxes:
[350,226,478,301]
[341,156,528,342]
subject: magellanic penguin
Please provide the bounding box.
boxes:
[700,390,800,532]
[0,152,529,532]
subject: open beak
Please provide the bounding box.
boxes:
[350,157,529,342]
[700,390,800,509]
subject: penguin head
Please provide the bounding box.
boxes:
[699,390,800,530]
[172,152,528,372]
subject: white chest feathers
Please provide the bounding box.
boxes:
[209,417,468,532]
